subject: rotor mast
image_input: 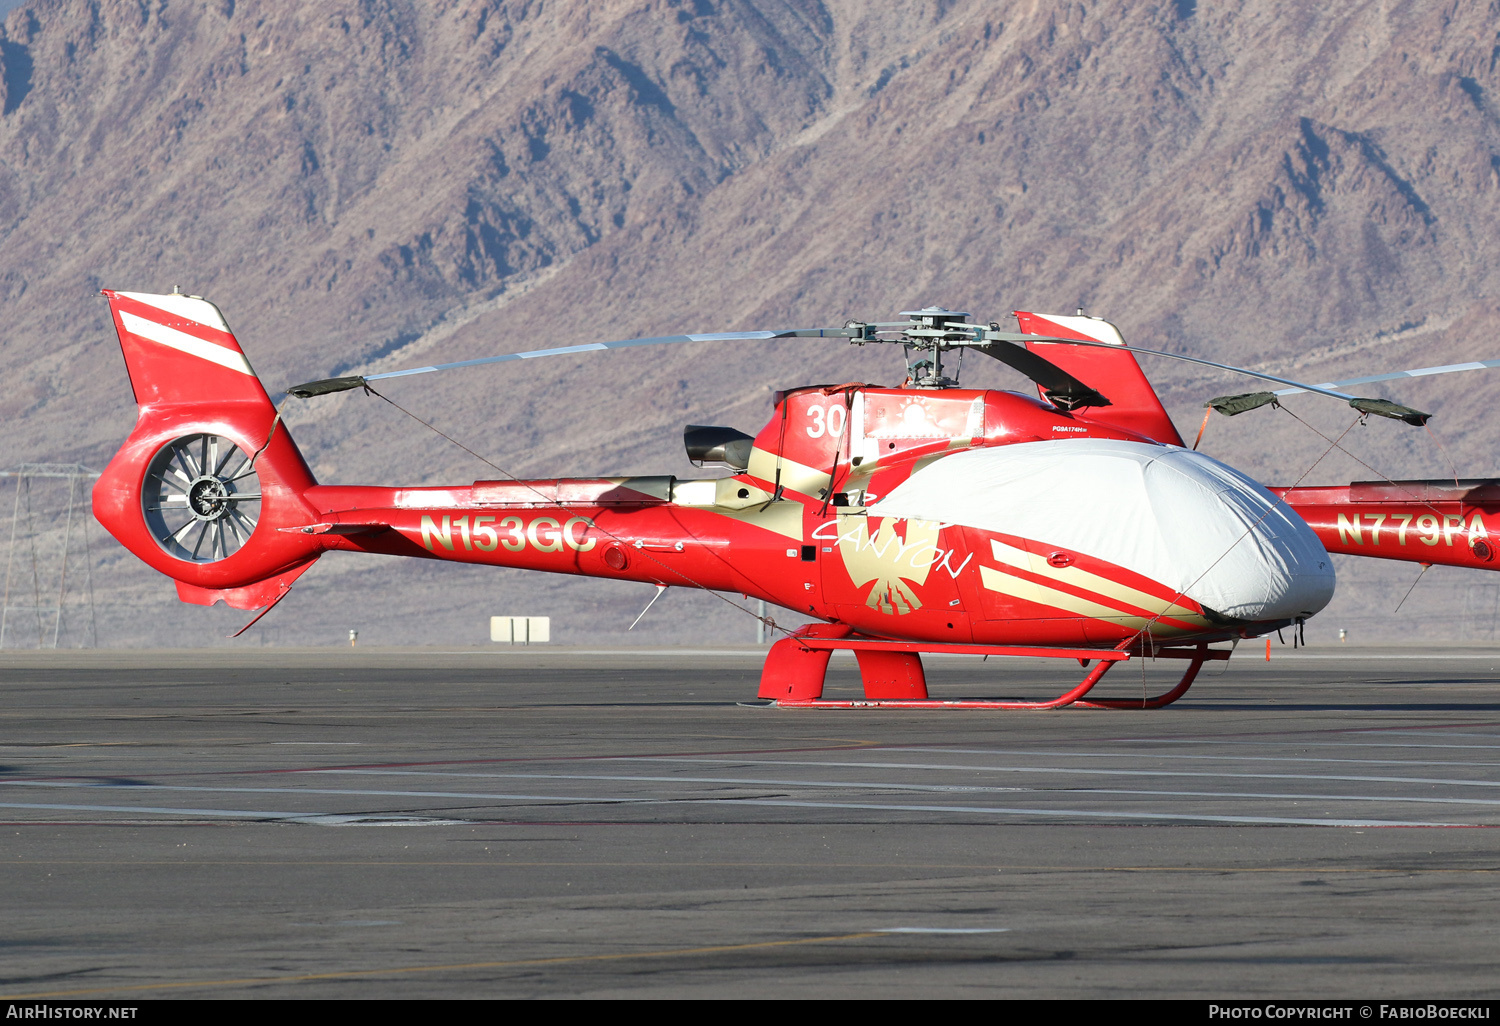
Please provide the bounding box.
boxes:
[893,307,971,388]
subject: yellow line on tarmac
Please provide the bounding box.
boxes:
[0,931,886,999]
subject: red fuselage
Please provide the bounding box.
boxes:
[279,387,1336,648]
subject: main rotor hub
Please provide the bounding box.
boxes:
[895,306,978,388]
[899,306,971,331]
[187,476,230,520]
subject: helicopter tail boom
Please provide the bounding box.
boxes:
[93,290,325,609]
[1277,481,1500,570]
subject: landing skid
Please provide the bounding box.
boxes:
[757,624,1229,709]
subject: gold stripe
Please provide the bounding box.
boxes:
[708,498,805,540]
[746,446,831,498]
[988,539,1199,619]
[979,565,1206,634]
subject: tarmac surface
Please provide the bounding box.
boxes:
[2,644,1499,1000]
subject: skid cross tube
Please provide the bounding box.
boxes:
[1074,644,1225,709]
[760,634,1227,709]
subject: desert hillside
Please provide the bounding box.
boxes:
[2,0,1498,648]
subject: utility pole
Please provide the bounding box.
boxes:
[0,464,100,649]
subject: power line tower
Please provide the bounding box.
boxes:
[0,464,100,649]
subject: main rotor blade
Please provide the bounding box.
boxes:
[1271,359,1500,396]
[363,328,860,383]
[971,341,1110,409]
[1010,336,1361,401]
[288,316,1444,429]
[1012,334,1432,426]
[286,322,1119,412]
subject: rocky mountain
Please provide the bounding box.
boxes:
[1,0,1498,648]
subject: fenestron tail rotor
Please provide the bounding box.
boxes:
[142,433,262,563]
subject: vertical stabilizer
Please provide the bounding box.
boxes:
[103,290,273,408]
[93,290,322,608]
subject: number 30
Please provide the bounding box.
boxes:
[805,404,846,438]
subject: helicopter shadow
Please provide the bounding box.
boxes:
[1179,701,1500,712]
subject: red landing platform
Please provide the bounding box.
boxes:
[756,624,1231,710]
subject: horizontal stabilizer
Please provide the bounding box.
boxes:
[1349,479,1500,504]
[174,558,318,610]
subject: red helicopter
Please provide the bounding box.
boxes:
[90,290,1498,708]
